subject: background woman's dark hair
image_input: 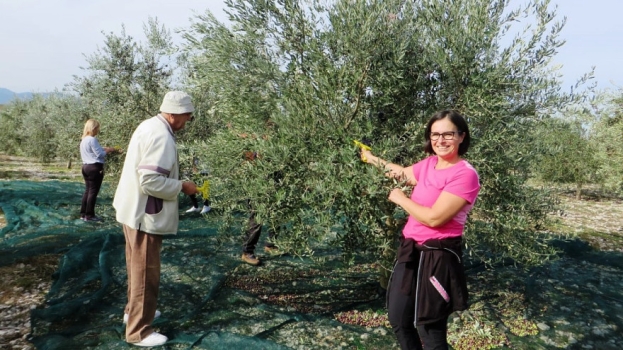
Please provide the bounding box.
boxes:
[424,110,470,155]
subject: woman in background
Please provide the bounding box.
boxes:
[79,119,119,222]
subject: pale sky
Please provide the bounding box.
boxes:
[0,0,621,93]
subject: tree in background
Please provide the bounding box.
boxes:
[68,17,177,174]
[178,0,591,273]
[0,99,29,156]
[532,117,600,200]
[0,18,177,171]
[591,89,623,194]
[0,93,83,163]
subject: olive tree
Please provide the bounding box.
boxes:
[532,117,600,199]
[0,99,29,156]
[68,17,177,174]
[1,96,84,169]
[179,0,585,274]
[591,89,623,194]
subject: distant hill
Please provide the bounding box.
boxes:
[0,88,63,105]
[0,88,35,105]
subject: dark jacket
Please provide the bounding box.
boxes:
[394,237,469,326]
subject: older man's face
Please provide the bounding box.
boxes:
[169,113,193,131]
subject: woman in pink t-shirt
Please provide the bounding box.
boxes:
[362,110,480,350]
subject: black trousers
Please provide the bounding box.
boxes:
[388,262,449,350]
[189,194,210,207]
[242,202,275,254]
[80,163,104,218]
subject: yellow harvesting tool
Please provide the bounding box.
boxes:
[197,181,210,199]
[353,140,371,162]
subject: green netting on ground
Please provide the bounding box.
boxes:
[5,180,623,349]
[0,180,395,350]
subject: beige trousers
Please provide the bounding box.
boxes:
[123,225,163,343]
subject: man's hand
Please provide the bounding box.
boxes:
[181,181,198,195]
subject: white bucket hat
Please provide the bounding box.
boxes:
[159,91,195,114]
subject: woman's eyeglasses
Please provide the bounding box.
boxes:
[430,131,461,141]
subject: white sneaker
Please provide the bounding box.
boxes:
[185,206,200,213]
[123,309,161,324]
[129,332,168,347]
[200,205,211,214]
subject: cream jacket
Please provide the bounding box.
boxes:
[113,115,183,235]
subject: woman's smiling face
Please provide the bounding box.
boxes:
[429,117,464,160]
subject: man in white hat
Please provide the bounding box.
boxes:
[113,91,199,347]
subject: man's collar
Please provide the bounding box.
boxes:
[156,114,175,137]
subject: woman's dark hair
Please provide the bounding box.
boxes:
[424,110,470,155]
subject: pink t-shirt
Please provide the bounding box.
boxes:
[402,156,480,244]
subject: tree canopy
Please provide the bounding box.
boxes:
[1,0,605,272]
[176,0,590,269]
